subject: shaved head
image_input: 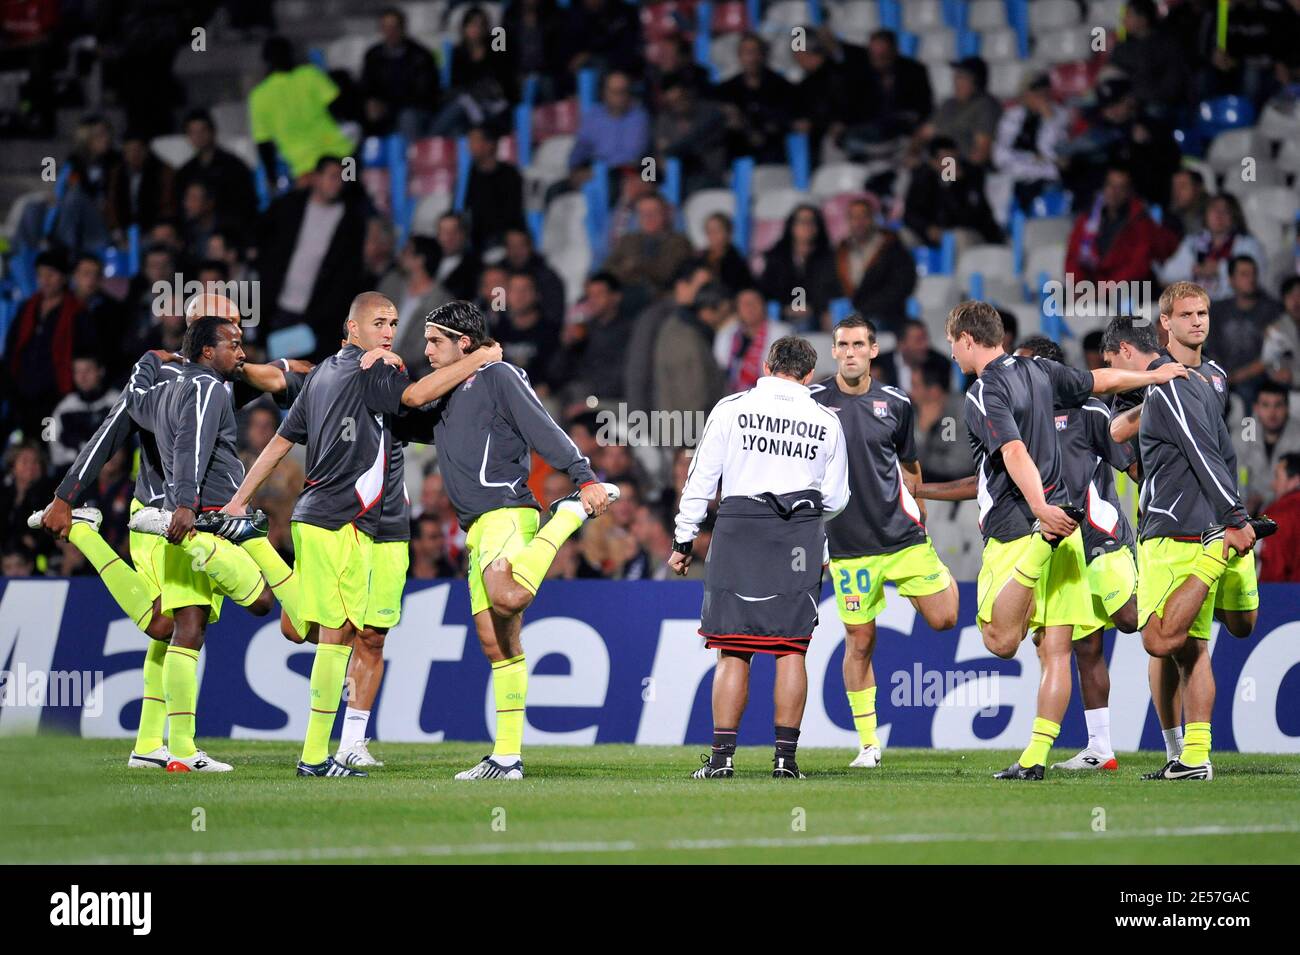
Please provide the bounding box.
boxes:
[346,291,399,352]
[347,291,395,328]
[185,292,241,325]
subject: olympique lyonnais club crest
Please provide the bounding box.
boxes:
[873,400,888,417]
[464,374,476,389]
[1055,414,1068,431]
[845,594,861,611]
[1211,374,1225,393]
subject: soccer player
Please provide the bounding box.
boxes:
[1015,336,1138,772]
[809,315,958,769]
[30,294,307,768]
[223,293,496,777]
[921,301,1184,779]
[392,301,618,781]
[672,336,849,779]
[1106,285,1272,779]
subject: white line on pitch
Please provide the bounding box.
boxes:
[66,823,1300,865]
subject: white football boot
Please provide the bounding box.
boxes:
[166,750,233,773]
[28,505,103,532]
[127,745,171,769]
[849,744,882,768]
[127,507,172,536]
[454,755,524,780]
[1051,748,1118,771]
[335,738,384,768]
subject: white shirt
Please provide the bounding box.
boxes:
[674,375,850,542]
[278,200,346,313]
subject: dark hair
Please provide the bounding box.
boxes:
[209,228,243,259]
[1173,167,1205,190]
[1228,254,1259,277]
[588,270,622,294]
[1105,162,1135,181]
[380,5,406,26]
[1018,334,1065,364]
[408,235,442,276]
[198,259,230,280]
[35,249,69,274]
[1256,379,1289,400]
[997,308,1018,341]
[868,29,898,48]
[918,352,952,392]
[468,124,498,144]
[73,252,102,272]
[1282,276,1300,298]
[426,300,487,346]
[1100,316,1159,356]
[775,204,831,259]
[1280,452,1300,481]
[902,317,927,337]
[672,258,709,287]
[1082,329,1104,353]
[1128,0,1159,24]
[694,281,730,312]
[833,313,877,344]
[737,31,768,55]
[183,108,214,131]
[262,35,295,71]
[946,301,1003,347]
[314,154,344,173]
[182,316,231,361]
[766,335,818,379]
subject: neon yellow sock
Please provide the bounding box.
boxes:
[163,645,201,759]
[182,533,264,607]
[510,508,584,594]
[846,686,879,747]
[491,654,528,758]
[1011,533,1053,589]
[1190,546,1230,589]
[1181,721,1212,767]
[69,523,157,631]
[134,639,168,753]
[241,536,305,636]
[1018,716,1060,768]
[302,643,352,765]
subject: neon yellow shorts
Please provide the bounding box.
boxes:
[291,521,374,630]
[159,530,266,623]
[365,539,410,629]
[128,499,166,600]
[829,541,952,625]
[466,507,539,616]
[1078,546,1138,639]
[1214,547,1259,612]
[977,530,1092,634]
[1136,537,1208,639]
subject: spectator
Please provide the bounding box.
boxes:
[49,355,120,471]
[1210,255,1282,399]
[432,212,481,301]
[647,35,711,110]
[503,228,566,324]
[1065,165,1179,286]
[652,280,727,417]
[48,119,114,256]
[105,129,175,235]
[2,547,38,578]
[918,57,1000,168]
[904,136,1003,247]
[1082,329,1106,371]
[993,72,1070,212]
[1167,167,1209,240]
[835,196,915,334]
[911,351,974,483]
[1235,381,1300,514]
[250,36,356,183]
[1264,277,1300,390]
[257,156,368,359]
[179,180,219,266]
[840,29,934,156]
[624,261,713,414]
[561,0,643,79]
[410,514,463,579]
[877,319,947,394]
[173,109,260,243]
[1262,44,1300,124]
[379,236,453,370]
[553,271,634,401]
[363,217,400,288]
[759,203,841,329]
[494,270,560,388]
[123,243,177,357]
[415,470,466,560]
[1110,0,1192,116]
[477,262,510,316]
[715,32,795,164]
[1259,452,1300,582]
[432,5,518,136]
[2,250,91,440]
[69,114,120,203]
[0,443,55,562]
[502,0,565,101]
[654,79,728,197]
[1059,76,1180,209]
[69,254,129,380]
[463,126,526,250]
[1158,193,1268,300]
[790,31,853,158]
[1195,0,1295,103]
[713,286,793,394]
[207,230,254,285]
[997,308,1019,355]
[695,213,754,294]
[603,192,695,299]
[622,505,674,580]
[567,70,651,184]
[360,7,441,140]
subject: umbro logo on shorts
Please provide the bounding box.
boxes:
[376,608,394,615]
[1104,589,1119,601]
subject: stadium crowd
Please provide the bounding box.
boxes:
[3,0,1300,583]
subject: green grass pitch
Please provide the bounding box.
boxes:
[3,737,1298,864]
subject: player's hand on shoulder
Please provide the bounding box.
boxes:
[167,506,196,545]
[1154,363,1189,384]
[360,347,403,370]
[477,340,503,365]
[150,349,183,364]
[284,359,314,375]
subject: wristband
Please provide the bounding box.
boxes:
[672,540,693,556]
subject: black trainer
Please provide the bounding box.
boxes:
[772,756,805,779]
[1141,759,1177,780]
[691,753,734,779]
[296,755,368,777]
[993,761,1044,780]
[1143,758,1212,781]
[1202,516,1278,550]
[195,509,269,543]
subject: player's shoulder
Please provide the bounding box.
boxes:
[1081,396,1112,417]
[877,382,912,406]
